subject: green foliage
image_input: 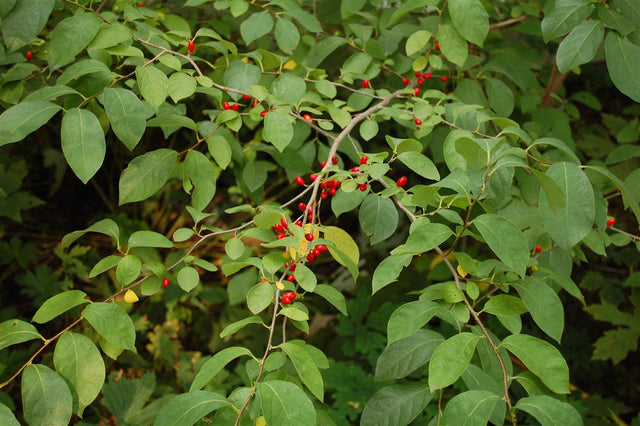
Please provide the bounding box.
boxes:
[1,0,640,423]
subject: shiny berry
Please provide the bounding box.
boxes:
[295,176,305,186]
[414,71,421,77]
[281,295,292,304]
[402,77,410,84]
[26,51,33,61]
[280,217,288,229]
[423,72,432,79]
[606,217,616,227]
[222,101,231,110]
[307,253,315,263]
[332,156,339,165]
[286,274,296,282]
[414,88,420,96]
[303,114,313,122]
[358,183,368,192]
[360,156,368,165]
[435,42,440,50]
[320,191,328,199]
[274,223,285,233]
[187,41,195,53]
[162,277,170,287]
[417,78,424,85]
[414,118,422,126]
[231,103,239,111]
[298,202,307,211]
[351,166,360,173]
[328,187,337,196]
[320,161,327,168]
[534,245,542,253]
[362,79,370,88]
[260,110,268,117]
[396,176,408,187]
[441,75,448,82]
[313,247,322,257]
[295,220,303,227]
[305,233,314,241]
[253,99,260,107]
[276,233,286,239]
[242,94,251,100]
[317,244,327,252]
[310,174,318,181]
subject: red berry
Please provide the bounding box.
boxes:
[414,118,422,125]
[310,174,318,181]
[396,176,408,187]
[358,183,368,192]
[423,72,432,79]
[26,51,33,61]
[351,166,360,173]
[360,156,368,165]
[187,41,195,53]
[332,156,339,165]
[317,244,327,252]
[280,217,288,229]
[320,191,328,199]
[414,71,421,77]
[242,94,251,100]
[313,247,322,257]
[138,2,144,6]
[295,176,305,186]
[402,77,410,84]
[295,220,303,227]
[289,263,297,272]
[222,101,231,110]
[320,161,327,168]
[307,253,316,263]
[441,75,448,82]
[276,233,286,239]
[231,103,239,111]
[287,274,296,282]
[435,42,440,50]
[281,295,292,305]
[305,233,314,241]
[417,78,424,85]
[534,245,542,253]
[303,114,313,122]
[253,99,260,107]
[260,110,268,117]
[414,88,420,96]
[606,217,616,227]
[162,277,170,287]
[328,187,337,196]
[362,79,370,88]
[274,223,285,233]
[298,202,307,211]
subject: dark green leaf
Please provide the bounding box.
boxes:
[473,214,529,277]
[281,341,324,401]
[441,390,501,426]
[119,149,178,205]
[240,11,274,45]
[0,101,61,147]
[360,383,433,426]
[556,20,604,73]
[2,0,55,52]
[256,380,316,426]
[372,253,414,294]
[153,391,230,426]
[48,12,101,70]
[429,332,481,391]
[512,278,564,343]
[514,395,582,426]
[61,108,106,184]
[449,0,489,46]
[102,88,146,151]
[375,329,444,381]
[604,32,640,103]
[22,364,72,426]
[359,194,398,245]
[32,290,89,324]
[190,347,254,391]
[387,300,445,344]
[82,303,136,352]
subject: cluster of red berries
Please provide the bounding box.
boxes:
[281,291,297,305]
[219,93,268,117]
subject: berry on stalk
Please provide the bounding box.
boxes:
[396,176,408,187]
[606,217,616,227]
[187,41,195,53]
[362,79,370,88]
[295,176,305,186]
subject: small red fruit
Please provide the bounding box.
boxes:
[298,202,307,211]
[187,41,195,53]
[231,103,239,111]
[328,187,337,196]
[242,94,251,100]
[362,79,370,88]
[276,233,286,239]
[414,118,422,126]
[222,101,231,110]
[274,223,285,233]
[423,72,432,79]
[396,176,408,187]
[351,166,360,173]
[360,156,368,165]
[26,51,33,61]
[313,247,322,257]
[281,295,292,305]
[310,174,318,181]
[320,191,328,199]
[138,2,144,6]
[534,245,542,253]
[358,183,368,192]
[417,78,424,85]
[606,217,616,227]
[260,110,268,117]
[414,71,422,77]
[252,99,260,107]
[280,217,288,229]
[307,253,316,263]
[286,274,296,282]
[305,233,314,242]
[320,161,327,168]
[162,277,170,287]
[295,220,303,227]
[281,291,296,305]
[332,156,339,165]
[317,244,327,252]
[402,77,410,84]
[414,88,421,96]
[303,114,313,122]
[435,42,440,50]
[295,176,306,186]
[441,75,448,82]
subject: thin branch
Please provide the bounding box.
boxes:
[490,15,528,30]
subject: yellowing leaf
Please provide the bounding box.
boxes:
[288,224,320,259]
[283,59,297,70]
[457,264,467,277]
[124,289,139,304]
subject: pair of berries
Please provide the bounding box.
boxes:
[222,101,239,111]
[320,156,340,168]
[281,291,296,305]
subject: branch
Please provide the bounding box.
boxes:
[489,15,528,30]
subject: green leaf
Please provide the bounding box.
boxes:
[281,341,324,401]
[360,119,379,141]
[481,294,527,316]
[294,264,317,292]
[473,214,529,277]
[272,73,306,104]
[168,72,197,103]
[279,306,309,321]
[240,11,274,45]
[303,36,348,68]
[207,134,232,169]
[331,186,367,217]
[61,108,106,184]
[501,334,569,394]
[119,149,178,205]
[116,254,141,286]
[592,328,639,364]
[604,32,640,103]
[359,194,398,245]
[556,20,604,73]
[153,391,230,426]
[128,230,174,249]
[190,347,254,391]
[62,218,120,248]
[512,278,564,343]
[83,302,136,352]
[514,395,582,426]
[449,0,489,46]
[32,290,89,324]
[429,332,481,391]
[0,319,43,350]
[48,12,101,70]
[219,316,265,338]
[246,281,275,314]
[360,383,434,426]
[88,24,133,49]
[323,226,360,280]
[102,88,146,151]
[375,329,444,381]
[184,150,217,211]
[486,78,514,117]
[441,390,501,426]
[242,161,268,192]
[539,162,595,249]
[22,364,72,426]
[397,151,440,180]
[0,403,20,426]
[372,253,414,294]
[0,101,61,147]
[541,0,595,42]
[225,237,245,260]
[256,380,316,426]
[387,300,444,344]
[224,61,261,102]
[136,65,169,109]
[264,109,294,151]
[391,222,453,255]
[405,30,432,56]
[53,332,105,417]
[275,17,300,54]
[438,24,468,67]
[328,105,351,129]
[316,79,337,99]
[177,266,200,292]
[1,0,55,52]
[313,284,348,315]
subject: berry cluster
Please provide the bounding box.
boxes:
[281,291,297,305]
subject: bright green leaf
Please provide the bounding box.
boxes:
[514,395,582,426]
[473,214,529,277]
[190,347,254,391]
[449,0,489,46]
[429,332,481,391]
[375,329,444,381]
[0,319,43,350]
[83,302,136,352]
[32,290,89,324]
[246,281,275,314]
[153,391,230,426]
